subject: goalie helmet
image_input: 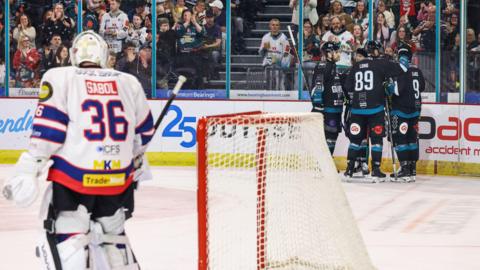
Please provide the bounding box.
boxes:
[70,31,109,68]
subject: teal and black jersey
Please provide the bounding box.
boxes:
[344,57,404,115]
[392,66,425,115]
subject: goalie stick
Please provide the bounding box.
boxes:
[2,76,187,201]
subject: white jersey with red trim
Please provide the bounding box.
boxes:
[99,11,129,53]
[30,66,154,195]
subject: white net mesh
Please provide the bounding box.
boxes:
[197,112,375,270]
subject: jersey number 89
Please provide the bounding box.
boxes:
[355,71,374,91]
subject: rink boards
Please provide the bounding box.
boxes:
[0,98,479,176]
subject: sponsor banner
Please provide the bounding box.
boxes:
[230,90,299,100]
[1,99,480,163]
[419,105,480,162]
[155,89,227,99]
[0,87,5,96]
[9,88,39,97]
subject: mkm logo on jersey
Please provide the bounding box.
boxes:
[94,160,121,170]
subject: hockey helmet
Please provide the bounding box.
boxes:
[70,31,109,68]
[397,44,412,61]
[321,41,340,53]
[365,40,383,57]
[355,48,368,58]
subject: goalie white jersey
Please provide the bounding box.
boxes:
[29,66,154,195]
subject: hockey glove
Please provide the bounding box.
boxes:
[383,78,395,96]
[3,152,52,208]
[310,82,324,112]
[399,55,410,71]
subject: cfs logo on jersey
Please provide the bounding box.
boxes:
[94,160,121,170]
[96,145,120,155]
[85,80,118,95]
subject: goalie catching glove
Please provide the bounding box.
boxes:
[3,152,53,207]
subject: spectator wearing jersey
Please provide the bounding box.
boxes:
[175,8,206,89]
[83,0,102,32]
[13,35,41,88]
[259,18,292,90]
[12,14,36,48]
[45,3,75,47]
[99,0,129,54]
[303,20,321,68]
[126,14,148,52]
[322,16,354,70]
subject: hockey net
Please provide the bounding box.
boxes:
[197,112,375,270]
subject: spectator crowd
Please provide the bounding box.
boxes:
[2,0,480,95]
[5,0,235,96]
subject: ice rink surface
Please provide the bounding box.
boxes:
[1,165,479,270]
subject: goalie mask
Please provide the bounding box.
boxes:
[70,31,109,68]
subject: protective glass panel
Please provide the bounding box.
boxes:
[465,1,480,104]
[0,0,5,96]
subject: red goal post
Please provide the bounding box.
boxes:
[197,111,374,270]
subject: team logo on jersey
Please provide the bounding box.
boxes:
[399,122,408,134]
[39,82,53,102]
[372,125,384,135]
[86,80,118,95]
[93,160,121,170]
[350,123,361,135]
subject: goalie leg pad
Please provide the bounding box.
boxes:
[96,208,139,269]
[37,205,91,270]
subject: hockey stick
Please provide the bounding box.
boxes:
[384,97,397,181]
[2,76,187,201]
[286,25,312,93]
[153,75,187,136]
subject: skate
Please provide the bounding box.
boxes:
[409,161,417,182]
[371,166,386,183]
[343,161,356,182]
[352,161,370,178]
[390,162,412,182]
